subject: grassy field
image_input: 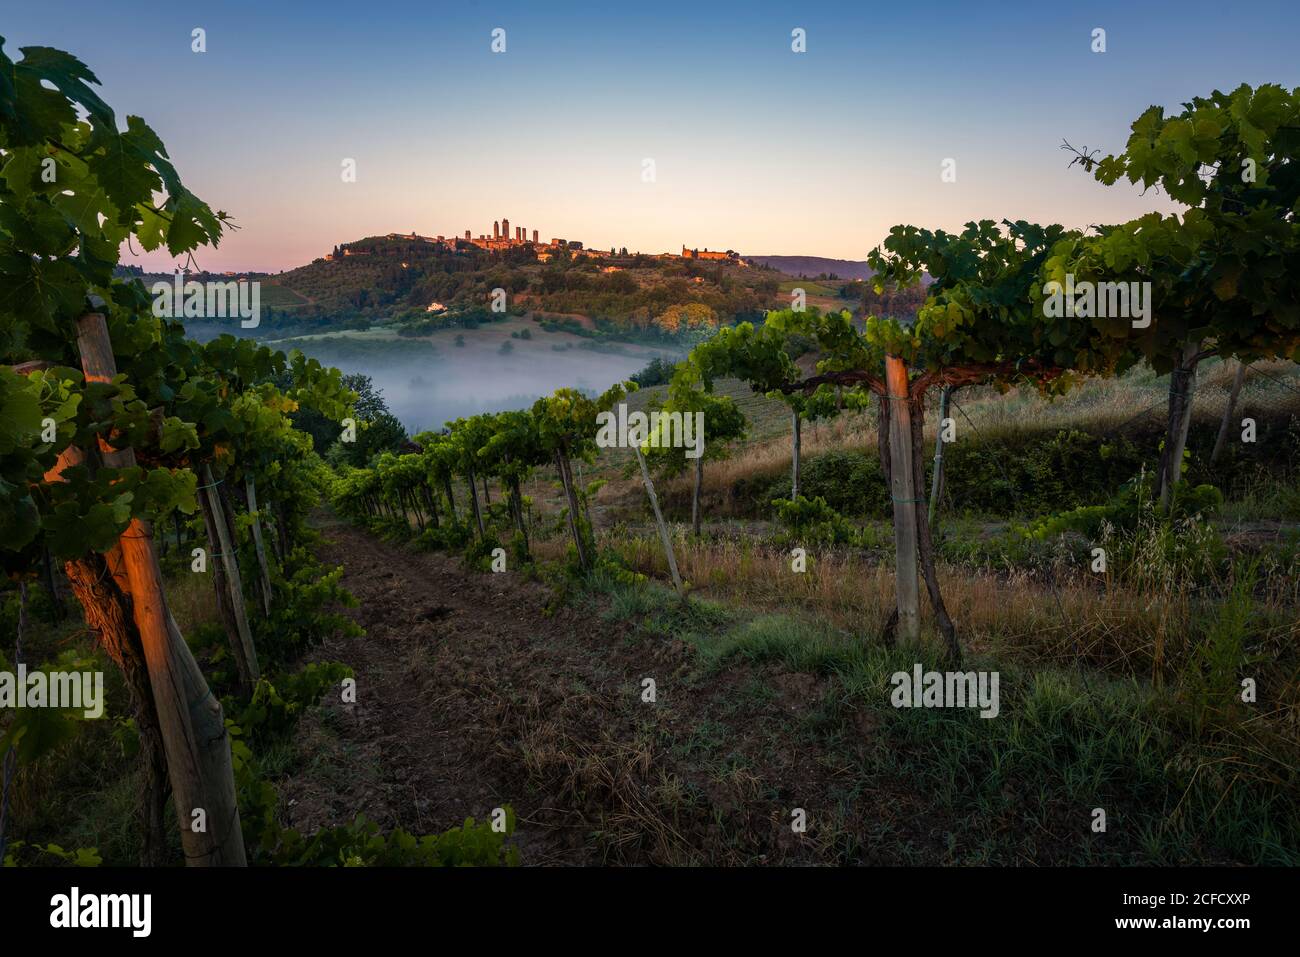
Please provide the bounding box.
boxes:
[776,278,851,312]
[257,282,312,308]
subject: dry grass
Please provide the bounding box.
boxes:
[536,525,1299,706]
[164,566,220,636]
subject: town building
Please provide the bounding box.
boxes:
[682,246,737,262]
[323,220,749,268]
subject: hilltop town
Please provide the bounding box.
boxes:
[324,218,745,267]
[137,218,904,344]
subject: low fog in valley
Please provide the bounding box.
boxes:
[255,322,674,433]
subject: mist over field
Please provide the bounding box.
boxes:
[262,325,672,433]
[350,350,654,433]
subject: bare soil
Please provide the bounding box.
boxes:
[277,516,927,865]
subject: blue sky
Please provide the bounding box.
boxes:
[5,0,1299,271]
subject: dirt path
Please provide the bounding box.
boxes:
[277,516,915,865]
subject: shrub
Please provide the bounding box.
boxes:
[942,429,1145,515]
[772,495,857,545]
[1021,471,1223,542]
[462,534,502,571]
[767,450,889,517]
[414,521,473,552]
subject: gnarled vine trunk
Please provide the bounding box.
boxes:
[65,551,170,866]
[555,450,591,570]
[442,474,458,524]
[910,396,962,665]
[467,468,486,536]
[929,385,953,526]
[422,483,440,528]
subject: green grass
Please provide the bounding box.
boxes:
[693,613,858,674]
[257,283,312,308]
[777,279,845,298]
[582,568,1300,865]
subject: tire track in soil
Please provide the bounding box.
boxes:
[278,517,914,865]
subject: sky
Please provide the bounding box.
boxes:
[5,0,1300,273]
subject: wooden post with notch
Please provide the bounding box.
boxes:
[885,355,920,642]
[245,475,274,617]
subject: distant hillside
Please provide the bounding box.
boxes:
[746,255,875,281]
[238,234,786,338]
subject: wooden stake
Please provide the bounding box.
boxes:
[884,355,920,643]
[262,501,283,562]
[73,313,246,866]
[790,409,802,499]
[692,453,703,537]
[202,464,260,686]
[1160,341,1201,510]
[245,475,274,617]
[636,445,684,599]
[930,384,951,527]
[1211,361,1247,465]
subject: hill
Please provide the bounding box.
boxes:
[745,255,876,280]
[240,235,791,340]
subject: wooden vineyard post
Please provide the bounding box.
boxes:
[262,499,284,561]
[245,476,274,617]
[692,453,703,537]
[74,313,246,866]
[1211,361,1247,465]
[201,463,260,687]
[1159,341,1202,510]
[884,355,920,642]
[929,385,952,526]
[635,445,685,600]
[791,409,801,499]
